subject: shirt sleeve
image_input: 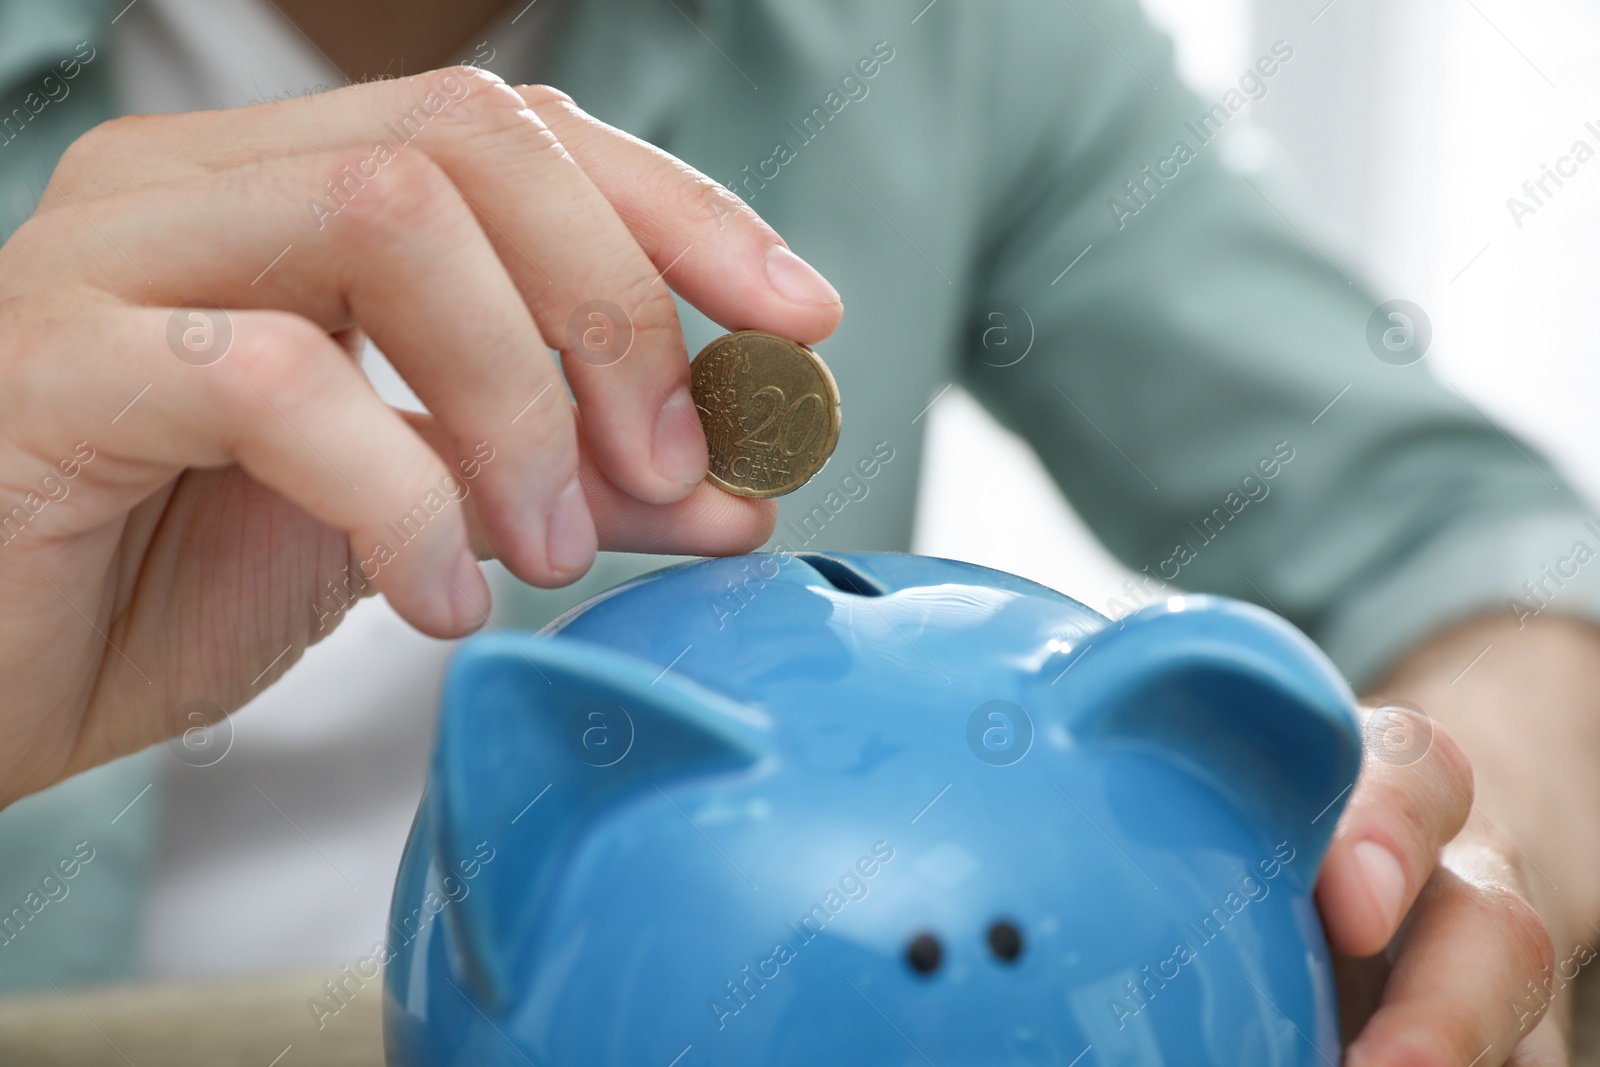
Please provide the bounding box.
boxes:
[0,0,116,241]
[961,0,1600,689]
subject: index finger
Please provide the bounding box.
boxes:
[517,86,844,345]
[1317,704,1474,957]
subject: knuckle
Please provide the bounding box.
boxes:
[328,149,458,247]
[431,68,535,132]
[687,171,753,220]
[515,390,578,458]
[670,169,765,234]
[0,216,55,283]
[416,72,575,168]
[51,116,149,187]
[563,277,681,375]
[1431,860,1553,978]
[493,371,578,462]
[609,271,684,337]
[1490,885,1555,975]
[434,64,506,92]
[626,316,685,366]
[516,83,575,108]
[206,312,328,414]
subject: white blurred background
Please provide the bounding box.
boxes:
[920,0,1600,605]
[139,0,1600,977]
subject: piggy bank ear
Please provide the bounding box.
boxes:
[431,634,771,1008]
[1060,598,1362,872]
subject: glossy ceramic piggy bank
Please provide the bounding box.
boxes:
[385,552,1361,1066]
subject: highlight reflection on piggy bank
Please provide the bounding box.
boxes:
[385,552,1361,1065]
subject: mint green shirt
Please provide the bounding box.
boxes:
[3,0,1596,988]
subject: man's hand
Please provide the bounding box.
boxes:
[1316,612,1600,1065]
[0,67,844,807]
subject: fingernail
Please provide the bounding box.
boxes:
[765,245,840,306]
[446,547,490,632]
[1354,840,1406,932]
[545,475,597,576]
[652,385,707,487]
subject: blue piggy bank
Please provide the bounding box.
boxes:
[385,552,1361,1066]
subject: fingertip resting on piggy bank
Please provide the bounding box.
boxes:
[384,552,1361,1065]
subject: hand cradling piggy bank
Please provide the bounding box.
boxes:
[385,552,1362,1065]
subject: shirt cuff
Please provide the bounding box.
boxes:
[1313,510,1600,691]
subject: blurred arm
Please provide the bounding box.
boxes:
[961,0,1600,690]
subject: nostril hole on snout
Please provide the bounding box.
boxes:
[906,932,943,976]
[987,920,1023,963]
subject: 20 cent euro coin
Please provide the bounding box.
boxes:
[689,330,842,498]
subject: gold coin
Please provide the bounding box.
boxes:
[689,330,842,498]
